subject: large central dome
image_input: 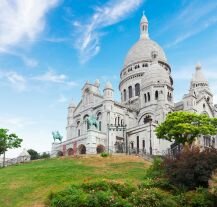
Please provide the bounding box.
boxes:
[124,38,167,67]
[123,12,167,67]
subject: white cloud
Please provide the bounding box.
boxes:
[0,48,38,68]
[33,70,67,83]
[0,69,77,92]
[0,0,60,50]
[166,15,217,48]
[160,1,217,48]
[73,0,143,63]
[33,70,77,87]
[0,116,35,129]
[0,71,27,91]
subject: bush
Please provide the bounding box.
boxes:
[139,178,177,192]
[47,180,179,207]
[163,147,217,190]
[40,152,50,159]
[174,188,217,207]
[47,180,134,207]
[100,152,109,157]
[129,188,178,207]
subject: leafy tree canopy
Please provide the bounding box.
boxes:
[0,128,22,155]
[155,111,217,145]
[27,149,40,160]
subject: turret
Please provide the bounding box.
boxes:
[103,81,114,101]
[189,64,213,105]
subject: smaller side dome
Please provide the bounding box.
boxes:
[104,81,113,89]
[142,62,170,87]
[192,63,208,83]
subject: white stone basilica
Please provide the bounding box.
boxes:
[51,13,217,156]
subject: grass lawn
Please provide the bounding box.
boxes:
[0,155,150,207]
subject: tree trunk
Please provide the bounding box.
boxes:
[3,151,5,168]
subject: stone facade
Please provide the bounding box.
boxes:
[51,13,217,157]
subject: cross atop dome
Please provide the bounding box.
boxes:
[140,11,149,39]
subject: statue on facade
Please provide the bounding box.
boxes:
[87,115,99,129]
[52,131,63,143]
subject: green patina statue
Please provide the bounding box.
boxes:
[87,115,99,129]
[52,131,63,142]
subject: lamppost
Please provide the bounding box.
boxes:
[107,123,127,154]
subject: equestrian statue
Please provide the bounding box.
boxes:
[87,115,99,129]
[52,131,63,143]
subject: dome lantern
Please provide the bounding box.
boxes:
[140,11,149,39]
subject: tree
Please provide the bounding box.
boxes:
[155,111,217,146]
[40,152,50,159]
[27,149,40,160]
[0,128,22,167]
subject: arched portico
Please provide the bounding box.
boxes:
[96,145,105,154]
[67,148,74,156]
[78,144,86,154]
[57,151,63,157]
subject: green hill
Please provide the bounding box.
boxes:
[0,155,150,207]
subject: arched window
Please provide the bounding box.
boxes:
[115,117,117,126]
[142,140,145,150]
[76,121,80,136]
[118,117,120,126]
[83,115,89,130]
[123,89,126,101]
[155,91,159,100]
[128,86,132,99]
[99,121,102,131]
[121,119,124,126]
[148,92,150,102]
[167,92,172,102]
[97,112,102,131]
[144,94,147,103]
[135,83,140,96]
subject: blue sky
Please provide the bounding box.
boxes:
[1,0,217,157]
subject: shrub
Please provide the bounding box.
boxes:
[183,188,217,207]
[139,178,177,192]
[163,147,217,190]
[47,180,217,207]
[47,180,179,207]
[145,157,165,179]
[129,188,178,207]
[100,152,109,157]
[48,180,135,207]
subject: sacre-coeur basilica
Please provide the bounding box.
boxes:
[51,13,217,156]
